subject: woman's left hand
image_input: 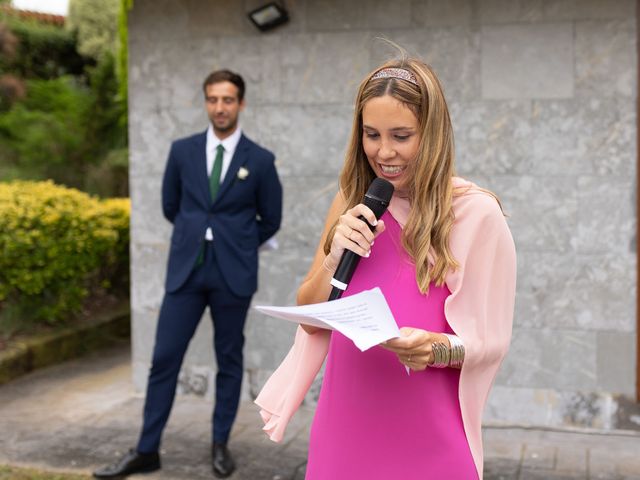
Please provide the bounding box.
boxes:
[380,327,449,371]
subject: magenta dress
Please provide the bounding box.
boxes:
[305,212,478,480]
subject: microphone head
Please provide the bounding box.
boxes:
[364,178,394,218]
[366,177,394,202]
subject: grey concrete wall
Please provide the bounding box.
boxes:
[128,0,638,430]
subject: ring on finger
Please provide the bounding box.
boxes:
[408,354,412,363]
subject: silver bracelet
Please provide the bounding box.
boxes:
[444,333,465,368]
[429,342,450,368]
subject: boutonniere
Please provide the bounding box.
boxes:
[237,167,250,180]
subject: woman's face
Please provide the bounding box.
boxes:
[362,94,420,195]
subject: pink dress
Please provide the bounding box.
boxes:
[256,179,517,479]
[305,212,478,480]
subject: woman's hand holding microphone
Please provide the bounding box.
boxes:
[323,204,386,274]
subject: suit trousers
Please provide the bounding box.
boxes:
[137,241,252,453]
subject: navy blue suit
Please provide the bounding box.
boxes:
[137,130,282,453]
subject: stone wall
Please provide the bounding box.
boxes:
[128,0,638,430]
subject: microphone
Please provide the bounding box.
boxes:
[328,178,394,301]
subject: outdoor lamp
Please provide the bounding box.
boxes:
[247,2,289,31]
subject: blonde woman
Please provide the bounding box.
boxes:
[256,58,516,480]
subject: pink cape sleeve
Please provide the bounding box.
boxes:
[445,188,517,480]
[254,326,330,442]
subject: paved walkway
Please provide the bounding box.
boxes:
[1,343,639,480]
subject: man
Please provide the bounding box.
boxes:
[94,70,282,479]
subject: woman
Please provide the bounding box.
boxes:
[256,58,516,480]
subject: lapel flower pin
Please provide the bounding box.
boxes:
[237,167,250,180]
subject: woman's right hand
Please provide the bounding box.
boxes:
[301,204,386,335]
[297,193,388,330]
[323,203,386,273]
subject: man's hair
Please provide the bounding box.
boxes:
[202,69,245,101]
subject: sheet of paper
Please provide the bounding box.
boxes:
[255,287,401,352]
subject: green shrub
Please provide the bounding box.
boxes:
[86,53,127,153]
[0,11,128,198]
[0,180,129,325]
[85,147,128,198]
[0,59,128,197]
[0,76,92,186]
[0,17,90,80]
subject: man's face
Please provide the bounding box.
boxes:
[204,81,245,137]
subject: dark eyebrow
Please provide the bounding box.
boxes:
[205,95,237,101]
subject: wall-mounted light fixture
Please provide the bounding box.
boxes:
[247,2,289,32]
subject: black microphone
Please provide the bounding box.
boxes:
[328,178,394,301]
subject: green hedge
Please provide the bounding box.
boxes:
[0,180,129,324]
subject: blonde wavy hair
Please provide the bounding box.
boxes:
[323,58,459,293]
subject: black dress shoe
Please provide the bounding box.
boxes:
[93,449,161,478]
[212,442,235,478]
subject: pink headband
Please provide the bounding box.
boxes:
[370,67,419,87]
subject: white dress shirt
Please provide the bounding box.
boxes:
[204,125,242,240]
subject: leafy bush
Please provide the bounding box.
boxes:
[0,55,128,197]
[0,76,93,186]
[0,180,129,324]
[0,8,128,198]
[86,53,127,152]
[85,147,128,197]
[0,17,90,80]
[83,53,129,196]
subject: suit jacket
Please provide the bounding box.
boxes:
[161,130,282,297]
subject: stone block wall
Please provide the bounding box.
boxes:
[128,0,637,430]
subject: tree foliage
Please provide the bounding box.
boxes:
[0,17,89,80]
[66,0,119,60]
[0,22,21,108]
[0,1,129,197]
[0,76,93,185]
[0,54,128,196]
[117,0,132,108]
[0,21,17,57]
